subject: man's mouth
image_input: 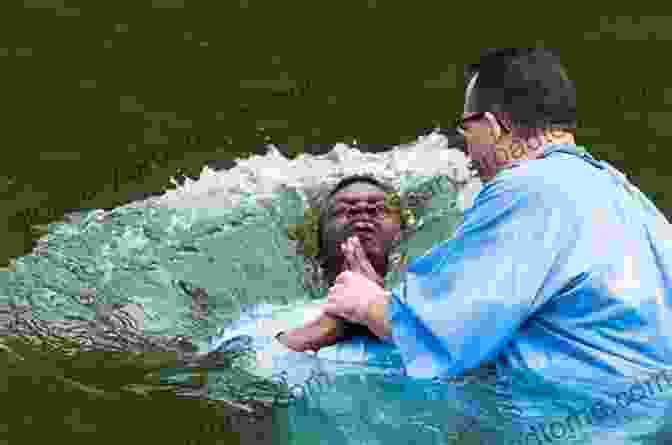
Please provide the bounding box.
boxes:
[352,231,376,242]
[351,221,376,232]
[348,221,378,241]
[352,229,376,240]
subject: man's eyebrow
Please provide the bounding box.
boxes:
[332,194,386,203]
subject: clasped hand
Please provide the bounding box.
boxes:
[275,235,389,352]
[322,236,388,325]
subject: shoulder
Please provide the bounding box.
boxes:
[473,167,545,208]
[469,155,593,220]
[487,155,593,197]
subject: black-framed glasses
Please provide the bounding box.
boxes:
[455,112,510,135]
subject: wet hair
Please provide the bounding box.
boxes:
[324,174,395,203]
[465,47,577,133]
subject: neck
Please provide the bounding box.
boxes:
[492,112,576,150]
[488,128,576,179]
[514,128,576,151]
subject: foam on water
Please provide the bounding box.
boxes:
[155,133,481,213]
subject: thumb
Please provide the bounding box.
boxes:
[346,248,365,276]
[353,240,370,265]
[342,241,353,270]
[322,303,340,318]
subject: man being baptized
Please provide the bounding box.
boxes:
[276,174,407,352]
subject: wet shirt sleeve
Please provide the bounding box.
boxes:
[387,174,569,378]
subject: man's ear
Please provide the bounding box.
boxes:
[483,112,503,141]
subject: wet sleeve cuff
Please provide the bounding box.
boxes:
[385,287,404,344]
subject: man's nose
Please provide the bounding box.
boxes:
[348,203,378,218]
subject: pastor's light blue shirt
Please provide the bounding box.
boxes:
[388,144,672,389]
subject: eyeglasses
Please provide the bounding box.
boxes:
[329,201,387,219]
[455,112,510,136]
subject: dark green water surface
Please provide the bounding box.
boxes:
[2,4,672,444]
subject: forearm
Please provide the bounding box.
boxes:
[277,313,348,352]
[279,273,394,351]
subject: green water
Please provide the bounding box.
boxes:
[0,173,464,444]
[3,4,672,444]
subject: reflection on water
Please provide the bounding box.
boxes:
[1,136,671,444]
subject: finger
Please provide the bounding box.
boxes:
[347,237,365,264]
[328,283,343,295]
[323,304,357,324]
[353,243,372,271]
[343,247,352,271]
[342,240,353,257]
[334,270,351,284]
[349,236,361,256]
[343,240,357,270]
[346,244,370,276]
[352,237,367,259]
[347,252,364,276]
[345,241,358,271]
[354,242,368,265]
[321,303,342,319]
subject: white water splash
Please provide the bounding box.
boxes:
[155,132,482,213]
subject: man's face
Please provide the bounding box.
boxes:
[320,182,402,265]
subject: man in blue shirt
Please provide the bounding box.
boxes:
[321,48,672,396]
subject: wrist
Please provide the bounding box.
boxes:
[365,289,392,341]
